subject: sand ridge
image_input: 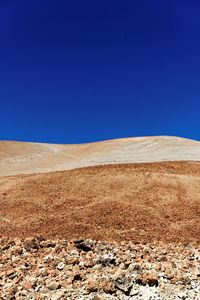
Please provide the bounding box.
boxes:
[1,136,200,176]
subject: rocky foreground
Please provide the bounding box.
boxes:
[0,237,199,299]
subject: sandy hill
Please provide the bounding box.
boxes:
[0,136,199,244]
[0,135,200,176]
[0,161,199,244]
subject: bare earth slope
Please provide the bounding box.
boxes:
[0,161,199,244]
[1,137,200,298]
[1,136,200,176]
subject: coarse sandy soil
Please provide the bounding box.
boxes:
[0,161,199,244]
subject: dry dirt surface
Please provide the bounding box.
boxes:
[0,161,199,245]
[1,138,200,299]
[1,136,200,176]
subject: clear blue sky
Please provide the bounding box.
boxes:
[1,0,200,143]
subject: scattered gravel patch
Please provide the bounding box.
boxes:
[0,237,199,299]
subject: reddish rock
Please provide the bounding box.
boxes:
[101,278,115,293]
[48,281,60,290]
[136,273,158,286]
[85,277,99,292]
[84,258,95,268]
[22,279,37,290]
[24,238,39,251]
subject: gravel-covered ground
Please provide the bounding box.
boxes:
[0,237,199,299]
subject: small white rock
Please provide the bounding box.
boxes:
[57,261,65,270]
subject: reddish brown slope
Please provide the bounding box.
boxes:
[0,161,199,244]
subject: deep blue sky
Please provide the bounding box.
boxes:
[1,0,200,143]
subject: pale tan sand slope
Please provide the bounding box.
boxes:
[0,136,200,176]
